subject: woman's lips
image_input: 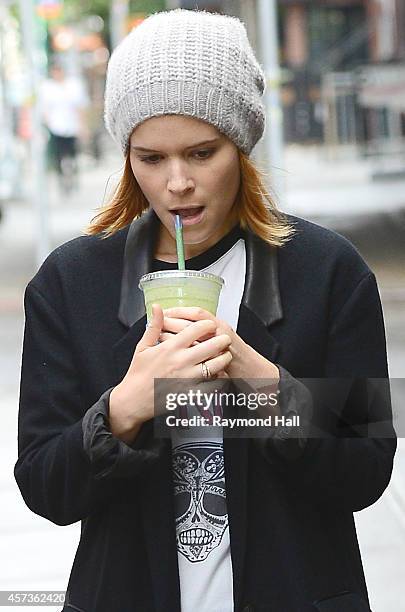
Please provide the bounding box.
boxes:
[170,207,205,226]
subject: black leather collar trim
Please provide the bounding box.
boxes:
[118,210,283,329]
[243,229,283,327]
[118,208,159,328]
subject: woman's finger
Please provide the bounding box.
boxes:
[135,304,163,353]
[187,333,232,365]
[217,370,230,379]
[187,350,233,379]
[159,331,175,342]
[162,316,192,334]
[162,316,216,343]
[172,319,217,348]
[163,307,216,322]
[163,317,218,342]
[159,331,201,345]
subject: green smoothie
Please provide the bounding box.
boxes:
[139,270,224,321]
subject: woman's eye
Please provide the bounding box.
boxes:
[138,149,214,164]
[139,155,161,164]
[194,149,214,159]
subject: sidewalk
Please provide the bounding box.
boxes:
[0,146,404,611]
[282,144,405,223]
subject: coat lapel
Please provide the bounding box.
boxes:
[118,207,159,328]
[114,214,284,612]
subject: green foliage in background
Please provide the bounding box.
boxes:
[129,0,165,13]
[63,0,110,23]
[63,0,166,22]
[61,0,166,44]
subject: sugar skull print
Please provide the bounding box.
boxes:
[172,441,228,563]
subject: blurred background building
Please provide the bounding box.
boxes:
[0,0,405,186]
[1,0,404,209]
[277,0,405,163]
[184,0,405,167]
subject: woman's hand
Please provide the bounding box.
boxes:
[161,307,280,382]
[161,307,281,420]
[109,304,233,444]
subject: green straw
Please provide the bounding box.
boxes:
[174,214,185,270]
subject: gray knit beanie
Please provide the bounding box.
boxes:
[104,8,266,156]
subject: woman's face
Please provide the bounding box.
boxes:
[129,115,241,259]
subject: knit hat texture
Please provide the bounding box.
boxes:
[104,9,266,156]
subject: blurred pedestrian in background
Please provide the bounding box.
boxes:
[40,62,89,194]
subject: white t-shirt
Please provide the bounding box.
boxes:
[40,77,89,137]
[170,237,246,612]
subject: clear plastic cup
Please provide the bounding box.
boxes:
[139,270,224,321]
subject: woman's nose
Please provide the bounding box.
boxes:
[167,165,195,194]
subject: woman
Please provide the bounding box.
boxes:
[15,9,396,612]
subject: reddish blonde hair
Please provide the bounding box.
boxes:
[86,149,295,247]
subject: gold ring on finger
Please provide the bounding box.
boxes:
[201,361,211,379]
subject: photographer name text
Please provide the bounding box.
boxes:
[165,414,300,429]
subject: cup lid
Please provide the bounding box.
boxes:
[139,269,224,289]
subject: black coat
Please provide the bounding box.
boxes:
[15,210,396,612]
